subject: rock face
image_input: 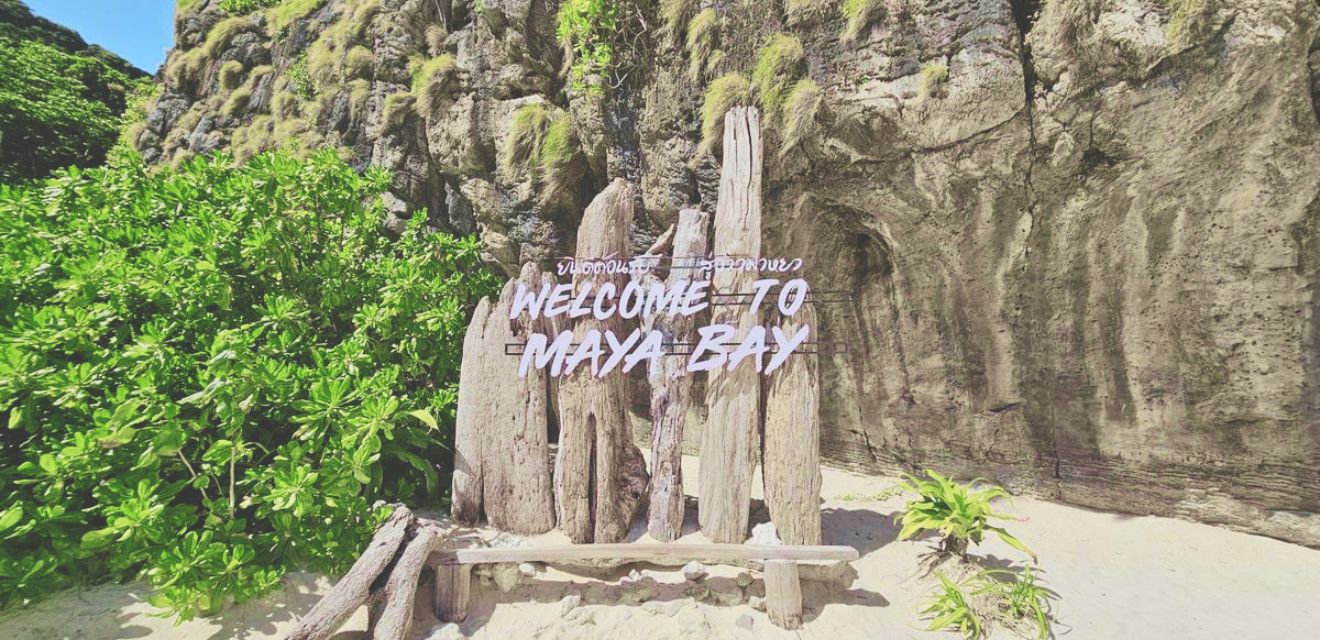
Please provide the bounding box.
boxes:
[140,0,1320,546]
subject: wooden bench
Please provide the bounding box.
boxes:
[428,543,859,630]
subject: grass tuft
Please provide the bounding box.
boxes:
[784,0,833,26]
[410,54,458,117]
[381,92,415,130]
[1162,0,1206,45]
[218,60,246,91]
[501,103,581,204]
[686,8,721,81]
[921,573,985,639]
[699,73,752,155]
[919,60,948,98]
[751,33,805,120]
[841,0,884,41]
[660,0,697,47]
[780,78,822,157]
[345,46,374,80]
[266,0,329,34]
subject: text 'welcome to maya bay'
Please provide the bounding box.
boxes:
[511,258,816,379]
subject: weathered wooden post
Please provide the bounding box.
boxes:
[451,299,490,525]
[555,178,650,543]
[644,208,710,541]
[699,106,764,544]
[450,266,555,535]
[763,302,822,545]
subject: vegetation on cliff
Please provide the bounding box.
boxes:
[0,151,497,616]
[0,0,149,182]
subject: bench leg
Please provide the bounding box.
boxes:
[764,559,803,630]
[434,563,472,623]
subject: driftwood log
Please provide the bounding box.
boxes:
[643,208,710,541]
[450,266,556,534]
[699,106,765,544]
[763,302,823,545]
[554,178,651,542]
[285,506,425,640]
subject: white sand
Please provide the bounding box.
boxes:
[3,455,1318,639]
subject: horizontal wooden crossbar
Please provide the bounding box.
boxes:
[429,543,859,566]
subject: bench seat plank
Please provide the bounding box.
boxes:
[429,543,858,565]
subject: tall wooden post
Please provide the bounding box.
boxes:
[699,106,764,543]
[763,303,822,545]
[555,178,650,542]
[450,265,555,535]
[645,208,710,541]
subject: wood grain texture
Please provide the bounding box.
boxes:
[699,106,764,544]
[554,178,650,542]
[480,263,555,534]
[764,559,803,630]
[370,521,444,640]
[646,208,710,542]
[428,543,858,565]
[433,562,473,623]
[283,506,415,640]
[451,299,491,525]
[763,302,823,545]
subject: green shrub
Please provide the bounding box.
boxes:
[555,0,618,90]
[0,151,498,617]
[971,566,1058,639]
[220,0,284,14]
[896,470,1035,560]
[921,573,985,640]
[0,34,141,181]
[287,53,316,99]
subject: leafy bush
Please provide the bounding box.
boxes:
[220,0,284,15]
[0,150,498,617]
[972,566,1058,639]
[896,470,1035,560]
[921,572,985,639]
[0,30,146,182]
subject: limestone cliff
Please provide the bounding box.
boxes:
[135,0,1320,546]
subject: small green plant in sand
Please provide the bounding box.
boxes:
[972,566,1058,639]
[835,485,903,502]
[921,573,985,639]
[896,470,1035,560]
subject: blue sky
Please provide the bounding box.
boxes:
[26,0,175,72]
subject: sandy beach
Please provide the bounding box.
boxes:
[4,455,1318,640]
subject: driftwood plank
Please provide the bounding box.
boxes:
[428,543,858,565]
[451,299,492,525]
[434,562,473,623]
[699,106,764,544]
[370,521,444,640]
[645,208,710,541]
[764,559,804,630]
[554,178,650,543]
[763,302,822,545]
[284,506,415,640]
[481,263,555,534]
